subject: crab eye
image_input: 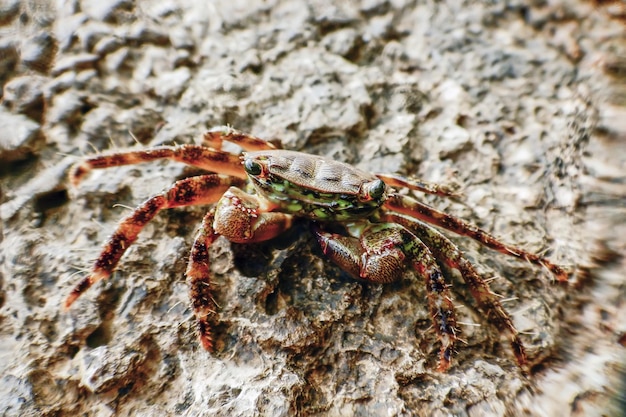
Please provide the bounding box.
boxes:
[366,179,386,200]
[244,159,262,176]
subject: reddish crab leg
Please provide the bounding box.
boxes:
[375,173,459,198]
[70,145,246,186]
[71,127,278,186]
[63,174,245,309]
[186,209,220,351]
[202,126,278,151]
[384,194,569,282]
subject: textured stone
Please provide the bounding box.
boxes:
[2,75,47,121]
[0,38,18,87]
[0,109,42,162]
[0,0,19,25]
[51,53,99,76]
[20,31,59,73]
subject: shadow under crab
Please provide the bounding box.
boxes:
[64,126,569,372]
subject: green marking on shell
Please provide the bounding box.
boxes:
[287,201,303,212]
[269,180,285,193]
[252,173,382,221]
[312,208,330,219]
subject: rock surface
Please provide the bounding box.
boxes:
[1,1,624,416]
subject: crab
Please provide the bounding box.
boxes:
[64,126,569,371]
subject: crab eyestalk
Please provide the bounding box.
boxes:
[360,178,387,202]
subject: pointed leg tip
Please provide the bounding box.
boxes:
[553,267,570,283]
[436,347,453,372]
[63,274,102,311]
[69,163,90,187]
[62,295,77,310]
[514,351,528,369]
[436,359,451,373]
[542,261,570,283]
[197,319,215,352]
[200,335,214,352]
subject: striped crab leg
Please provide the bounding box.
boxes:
[383,194,569,282]
[71,126,276,186]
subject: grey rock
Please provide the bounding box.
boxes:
[51,53,99,76]
[0,108,42,162]
[0,38,19,87]
[2,75,47,121]
[20,31,58,74]
[0,0,19,25]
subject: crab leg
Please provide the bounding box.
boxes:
[202,126,278,151]
[312,222,458,371]
[187,187,293,351]
[376,173,459,198]
[382,212,527,367]
[64,174,246,309]
[384,194,568,282]
[71,127,278,186]
[70,145,246,186]
[186,209,220,351]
